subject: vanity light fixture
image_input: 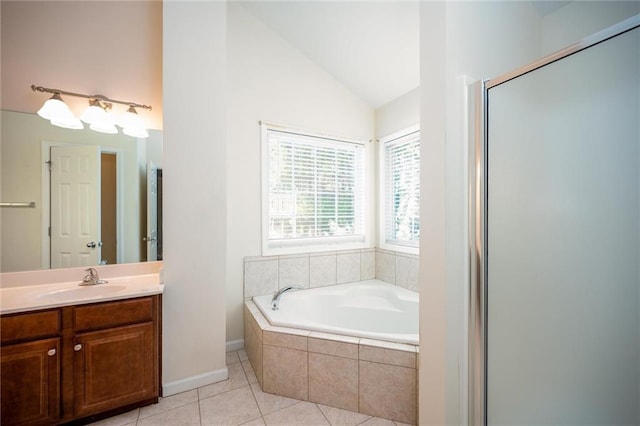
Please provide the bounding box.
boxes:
[119,106,149,138]
[81,98,118,134]
[31,84,152,138]
[36,92,84,129]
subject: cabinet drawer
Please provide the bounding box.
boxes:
[74,297,154,332]
[1,310,61,344]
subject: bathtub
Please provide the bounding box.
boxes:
[252,279,418,345]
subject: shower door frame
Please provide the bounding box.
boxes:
[468,13,640,425]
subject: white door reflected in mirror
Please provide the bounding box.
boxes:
[50,145,101,268]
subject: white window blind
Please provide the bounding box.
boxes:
[383,130,420,248]
[264,127,365,252]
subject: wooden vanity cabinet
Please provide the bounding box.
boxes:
[1,338,61,425]
[1,310,61,425]
[1,334,61,425]
[0,295,161,425]
[71,297,160,419]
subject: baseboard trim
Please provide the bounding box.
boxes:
[162,367,228,396]
[226,339,244,352]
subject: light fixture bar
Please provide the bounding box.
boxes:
[31,84,152,110]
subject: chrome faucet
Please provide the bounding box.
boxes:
[79,267,108,286]
[271,285,304,310]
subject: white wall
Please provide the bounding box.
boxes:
[541,1,640,55]
[375,88,420,139]
[419,4,448,423]
[419,2,542,423]
[0,110,143,272]
[162,1,228,394]
[225,3,375,342]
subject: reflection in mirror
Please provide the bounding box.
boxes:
[0,110,163,273]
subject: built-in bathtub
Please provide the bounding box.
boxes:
[253,279,418,345]
[244,280,419,424]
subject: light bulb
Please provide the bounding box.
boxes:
[51,116,84,130]
[37,93,74,121]
[90,121,118,134]
[81,99,109,124]
[118,106,139,128]
[123,126,149,138]
[119,106,148,138]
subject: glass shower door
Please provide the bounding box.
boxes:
[485,24,639,424]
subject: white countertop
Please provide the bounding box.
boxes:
[0,273,164,315]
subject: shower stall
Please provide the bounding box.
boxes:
[469,14,640,425]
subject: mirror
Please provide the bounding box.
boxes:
[0,109,163,273]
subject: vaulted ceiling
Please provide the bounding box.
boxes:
[240,1,573,110]
[240,1,420,109]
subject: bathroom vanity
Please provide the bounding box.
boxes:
[0,272,163,425]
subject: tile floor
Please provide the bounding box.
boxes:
[90,349,414,426]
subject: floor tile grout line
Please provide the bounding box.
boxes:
[231,350,264,425]
[198,357,250,403]
[355,417,371,426]
[247,376,267,418]
[316,403,332,425]
[198,381,250,403]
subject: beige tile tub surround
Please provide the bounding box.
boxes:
[244,302,418,425]
[336,251,361,284]
[360,250,376,280]
[244,248,377,300]
[278,255,310,288]
[375,249,419,292]
[309,352,359,412]
[359,361,417,424]
[244,248,418,299]
[263,345,308,400]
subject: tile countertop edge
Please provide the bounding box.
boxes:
[0,277,164,315]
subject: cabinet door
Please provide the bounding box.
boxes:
[1,338,60,426]
[73,322,156,417]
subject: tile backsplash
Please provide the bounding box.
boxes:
[244,248,418,299]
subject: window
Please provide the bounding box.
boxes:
[379,126,420,253]
[262,124,366,254]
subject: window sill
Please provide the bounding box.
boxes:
[378,242,419,256]
[263,239,372,257]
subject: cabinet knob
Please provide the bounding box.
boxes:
[74,344,82,351]
[47,348,56,356]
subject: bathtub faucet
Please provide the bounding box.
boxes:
[271,285,304,310]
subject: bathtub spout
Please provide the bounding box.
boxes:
[272,285,304,310]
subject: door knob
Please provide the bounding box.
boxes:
[86,241,103,248]
[74,344,82,351]
[47,348,56,356]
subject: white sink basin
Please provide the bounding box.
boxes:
[38,285,127,301]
